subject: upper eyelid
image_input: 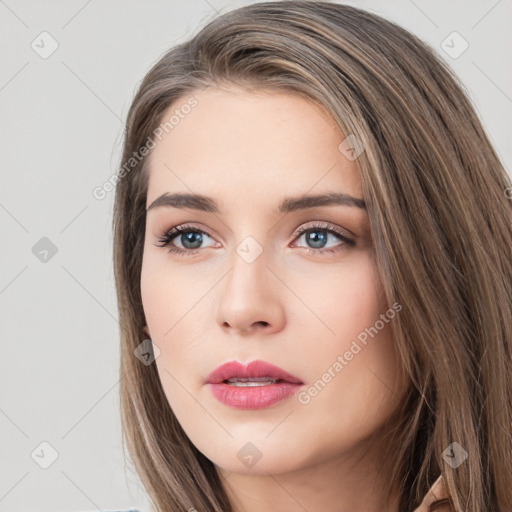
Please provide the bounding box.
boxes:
[160,221,351,245]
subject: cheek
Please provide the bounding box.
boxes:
[296,251,387,348]
[294,254,403,428]
[140,251,199,340]
[322,253,397,370]
[140,252,215,384]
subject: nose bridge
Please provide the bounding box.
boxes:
[224,237,271,305]
[216,235,285,333]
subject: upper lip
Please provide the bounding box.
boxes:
[205,360,304,384]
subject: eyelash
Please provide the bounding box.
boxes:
[153,222,355,257]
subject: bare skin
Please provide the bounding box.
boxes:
[140,85,410,512]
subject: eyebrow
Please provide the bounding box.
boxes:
[146,191,367,214]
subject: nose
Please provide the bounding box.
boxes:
[216,247,286,336]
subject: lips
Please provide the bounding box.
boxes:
[205,360,303,385]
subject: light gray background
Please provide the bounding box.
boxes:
[1,1,510,511]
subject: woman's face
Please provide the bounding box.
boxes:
[140,86,408,478]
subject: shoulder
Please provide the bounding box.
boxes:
[413,475,450,512]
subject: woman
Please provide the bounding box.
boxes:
[112,1,512,510]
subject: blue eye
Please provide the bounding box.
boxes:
[154,224,217,256]
[292,222,355,254]
[154,222,355,256]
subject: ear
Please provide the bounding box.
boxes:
[143,325,151,338]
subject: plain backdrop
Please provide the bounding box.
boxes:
[0,1,510,511]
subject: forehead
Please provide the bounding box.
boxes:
[146,86,363,208]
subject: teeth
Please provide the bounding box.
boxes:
[228,381,276,387]
[226,377,279,386]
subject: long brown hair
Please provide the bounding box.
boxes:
[112,1,512,510]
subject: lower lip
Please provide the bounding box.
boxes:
[207,381,303,409]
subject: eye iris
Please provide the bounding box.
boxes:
[168,227,339,252]
[307,230,327,248]
[182,231,202,249]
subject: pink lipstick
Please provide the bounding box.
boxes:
[205,360,304,409]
